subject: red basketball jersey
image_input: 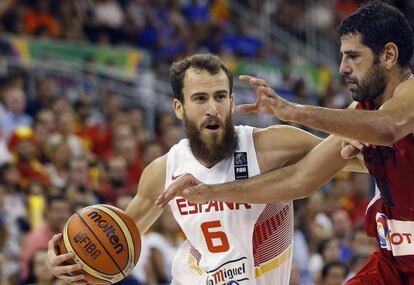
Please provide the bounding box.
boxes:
[357,102,414,273]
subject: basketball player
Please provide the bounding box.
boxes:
[157,3,414,285]
[47,54,363,285]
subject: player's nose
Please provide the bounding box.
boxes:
[339,59,352,75]
[206,98,218,116]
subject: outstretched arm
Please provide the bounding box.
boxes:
[156,135,348,205]
[239,75,414,145]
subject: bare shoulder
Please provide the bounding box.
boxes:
[254,125,321,151]
[394,77,414,98]
[138,154,167,197]
[253,125,323,172]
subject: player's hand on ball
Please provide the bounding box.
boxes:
[341,138,370,159]
[237,75,295,121]
[47,234,86,285]
[156,174,208,207]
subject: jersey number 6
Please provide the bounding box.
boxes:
[201,220,230,253]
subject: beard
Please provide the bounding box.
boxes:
[346,62,388,103]
[184,114,238,166]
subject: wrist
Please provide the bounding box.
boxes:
[285,103,303,122]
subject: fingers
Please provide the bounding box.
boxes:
[155,174,196,207]
[348,140,364,151]
[182,185,211,204]
[48,233,62,255]
[52,263,82,276]
[57,274,87,285]
[155,189,177,208]
[341,145,360,159]
[50,252,76,267]
[235,104,257,113]
[239,75,268,88]
[257,86,278,99]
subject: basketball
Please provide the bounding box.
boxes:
[58,205,141,284]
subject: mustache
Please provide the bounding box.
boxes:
[345,76,358,84]
[201,116,222,128]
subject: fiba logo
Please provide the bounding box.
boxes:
[234,152,247,165]
[376,213,389,248]
[226,282,240,285]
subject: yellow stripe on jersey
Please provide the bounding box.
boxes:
[188,254,204,276]
[254,243,293,278]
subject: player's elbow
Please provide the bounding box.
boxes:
[376,120,399,145]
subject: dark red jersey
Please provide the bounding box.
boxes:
[357,101,414,273]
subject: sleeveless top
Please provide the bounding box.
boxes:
[166,126,294,285]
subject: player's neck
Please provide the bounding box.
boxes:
[373,68,412,108]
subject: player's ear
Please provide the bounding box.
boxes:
[381,42,399,69]
[173,99,184,120]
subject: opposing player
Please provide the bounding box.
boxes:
[157,3,414,285]
[48,54,363,285]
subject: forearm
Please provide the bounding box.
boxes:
[210,136,347,203]
[288,105,396,145]
[126,195,163,233]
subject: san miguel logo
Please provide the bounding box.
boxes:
[206,257,249,285]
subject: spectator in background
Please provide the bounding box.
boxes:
[65,157,97,207]
[0,184,22,285]
[48,111,89,158]
[85,0,125,44]
[128,107,149,146]
[141,140,165,167]
[320,261,349,285]
[44,142,70,189]
[98,156,132,205]
[33,110,56,164]
[292,209,312,285]
[0,163,27,229]
[145,208,182,285]
[331,209,353,263]
[55,1,85,41]
[347,228,377,278]
[334,0,361,22]
[21,195,71,280]
[0,78,33,141]
[117,137,143,187]
[27,77,57,117]
[8,127,49,189]
[339,173,370,228]
[309,237,342,281]
[159,126,183,152]
[23,0,60,37]
[24,249,55,285]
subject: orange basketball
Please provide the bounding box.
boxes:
[58,204,141,284]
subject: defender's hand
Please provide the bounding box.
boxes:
[155,174,202,207]
[47,234,86,285]
[237,75,295,121]
[341,138,370,159]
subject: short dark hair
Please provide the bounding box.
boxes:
[321,261,349,280]
[338,1,414,67]
[169,54,233,102]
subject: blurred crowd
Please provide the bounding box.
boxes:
[0,1,398,285]
[0,0,266,68]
